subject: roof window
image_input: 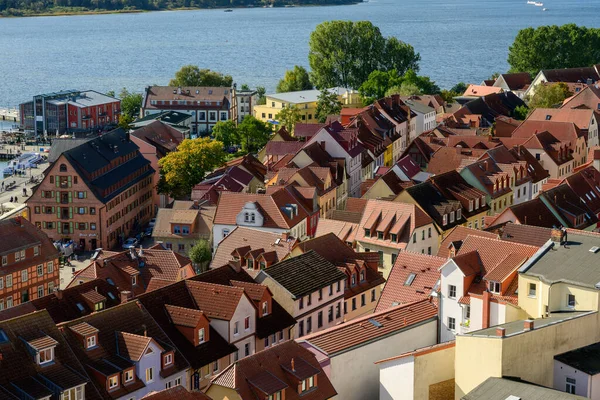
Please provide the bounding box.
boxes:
[404,273,416,286]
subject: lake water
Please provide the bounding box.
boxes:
[0,0,599,106]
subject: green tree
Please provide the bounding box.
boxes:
[119,88,143,119]
[315,90,343,123]
[189,239,211,272]
[276,106,302,133]
[238,116,272,153]
[118,114,134,130]
[308,20,420,89]
[276,65,313,93]
[450,82,468,94]
[240,84,250,90]
[169,65,233,87]
[158,138,226,198]
[212,120,238,149]
[359,69,403,105]
[106,90,115,97]
[513,105,530,120]
[508,24,600,75]
[256,86,267,105]
[489,72,501,81]
[385,82,421,97]
[401,69,440,95]
[527,82,572,108]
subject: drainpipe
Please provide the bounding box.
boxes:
[482,290,491,329]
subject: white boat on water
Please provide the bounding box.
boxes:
[526,1,536,4]
[534,2,543,6]
[543,7,548,10]
[2,152,42,177]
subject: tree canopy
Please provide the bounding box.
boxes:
[116,88,142,130]
[527,82,572,109]
[212,120,238,149]
[237,116,272,153]
[276,65,313,93]
[308,20,420,89]
[315,90,342,123]
[508,24,600,75]
[189,239,212,272]
[158,138,226,198]
[276,106,302,133]
[169,65,233,87]
[359,69,440,105]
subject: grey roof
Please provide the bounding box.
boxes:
[404,100,435,115]
[133,110,192,125]
[47,90,118,108]
[520,231,600,288]
[462,377,586,400]
[465,311,593,338]
[48,138,91,163]
[555,342,600,375]
[266,87,351,104]
[258,251,347,298]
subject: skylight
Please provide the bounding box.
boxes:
[76,303,85,312]
[404,273,417,286]
[0,329,8,344]
[368,319,383,328]
[107,292,116,300]
[106,278,115,286]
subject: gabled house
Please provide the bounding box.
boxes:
[517,130,575,180]
[539,184,600,230]
[562,165,600,219]
[355,200,439,278]
[255,251,347,339]
[299,298,438,400]
[375,251,445,312]
[484,197,564,230]
[61,301,189,398]
[0,310,99,400]
[426,146,487,175]
[436,225,497,258]
[289,233,385,321]
[460,159,514,215]
[438,235,538,342]
[206,340,337,400]
[492,72,532,99]
[373,96,414,160]
[496,222,553,247]
[313,218,360,248]
[451,92,526,128]
[212,189,310,250]
[67,246,194,298]
[191,166,262,205]
[525,65,600,99]
[529,108,600,148]
[402,98,437,136]
[207,154,267,190]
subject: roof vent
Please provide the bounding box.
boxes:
[590,246,600,253]
[505,396,521,400]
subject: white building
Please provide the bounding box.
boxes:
[554,342,600,399]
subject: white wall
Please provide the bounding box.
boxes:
[513,181,532,205]
[439,260,465,343]
[130,341,188,398]
[379,355,415,400]
[294,284,345,339]
[553,359,592,398]
[327,319,437,400]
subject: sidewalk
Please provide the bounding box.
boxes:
[0,161,47,216]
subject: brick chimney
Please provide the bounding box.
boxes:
[482,291,491,329]
[281,232,289,241]
[524,319,534,331]
[120,290,131,303]
[228,259,241,273]
[496,327,506,338]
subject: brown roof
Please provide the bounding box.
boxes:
[210,341,336,400]
[69,322,99,337]
[528,108,596,130]
[562,85,600,109]
[427,147,486,175]
[499,223,553,247]
[376,252,446,312]
[230,280,269,302]
[486,197,563,229]
[130,121,184,156]
[165,304,206,328]
[437,226,497,258]
[498,72,532,90]
[186,281,246,320]
[293,233,358,264]
[142,386,211,400]
[345,198,368,214]
[294,123,326,138]
[116,331,155,361]
[314,218,359,244]
[152,206,214,240]
[210,227,294,269]
[512,120,582,147]
[214,190,308,229]
[301,299,438,355]
[463,85,503,97]
[0,217,59,270]
[144,86,230,109]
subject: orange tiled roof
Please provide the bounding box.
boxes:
[186,281,246,320]
[116,331,156,361]
[437,226,497,258]
[314,218,359,244]
[463,85,503,97]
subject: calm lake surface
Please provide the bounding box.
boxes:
[0,0,599,106]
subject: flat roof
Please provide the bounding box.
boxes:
[267,87,351,104]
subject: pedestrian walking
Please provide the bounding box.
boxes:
[9,196,13,202]
[14,196,17,203]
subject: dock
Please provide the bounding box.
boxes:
[0,108,18,123]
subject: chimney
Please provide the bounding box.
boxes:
[228,259,241,273]
[550,228,563,246]
[482,290,491,329]
[120,290,131,303]
[281,232,290,241]
[55,289,63,300]
[496,327,506,338]
[291,358,295,372]
[524,319,534,331]
[142,324,147,337]
[193,199,199,208]
[138,245,144,257]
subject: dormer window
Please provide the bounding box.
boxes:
[489,281,500,294]
[391,233,397,243]
[268,392,282,400]
[38,348,54,365]
[108,375,119,390]
[182,226,189,235]
[475,198,480,209]
[377,231,383,239]
[360,270,365,282]
[262,301,269,316]
[364,228,370,237]
[132,275,137,286]
[351,273,356,286]
[301,375,316,392]
[124,369,134,383]
[163,353,173,367]
[469,200,473,212]
[94,301,105,311]
[450,211,455,223]
[456,209,462,220]
[86,335,97,349]
[442,214,448,226]
[174,225,181,234]
[198,327,205,344]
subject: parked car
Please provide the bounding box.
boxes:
[148,218,156,228]
[143,227,153,238]
[122,237,139,249]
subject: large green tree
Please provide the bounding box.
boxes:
[276,106,302,133]
[158,138,226,198]
[276,65,313,93]
[315,90,343,123]
[308,20,420,89]
[169,65,233,87]
[359,69,403,105]
[508,24,600,75]
[212,120,238,149]
[189,239,212,272]
[237,116,272,153]
[528,82,572,108]
[119,88,143,119]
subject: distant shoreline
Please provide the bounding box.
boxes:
[0,1,360,18]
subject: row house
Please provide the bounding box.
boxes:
[539,183,600,230]
[373,96,414,161]
[345,105,395,167]
[402,98,437,136]
[529,108,600,148]
[438,235,538,343]
[142,86,232,135]
[61,301,189,399]
[479,145,534,205]
[290,141,348,210]
[27,128,155,251]
[449,92,526,128]
[0,310,94,400]
[206,340,337,400]
[400,94,447,115]
[68,245,195,297]
[460,159,514,215]
[210,227,296,272]
[130,121,185,210]
[138,264,295,391]
[484,197,565,230]
[299,298,438,400]
[354,200,439,278]
[151,201,215,256]
[256,251,347,339]
[512,120,587,168]
[20,89,120,134]
[206,154,267,192]
[267,164,338,219]
[502,144,550,198]
[0,217,59,310]
[191,168,256,206]
[212,189,310,250]
[562,165,600,221]
[289,233,386,321]
[304,122,364,198]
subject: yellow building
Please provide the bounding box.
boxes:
[384,144,394,167]
[253,87,362,125]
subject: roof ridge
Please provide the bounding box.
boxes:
[463,234,539,250]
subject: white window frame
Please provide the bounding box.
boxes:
[448,285,456,299]
[108,376,119,389]
[528,283,536,298]
[124,369,134,383]
[164,353,173,366]
[86,335,96,349]
[145,367,154,383]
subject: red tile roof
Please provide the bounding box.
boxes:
[437,226,497,259]
[463,85,503,97]
[376,252,446,312]
[301,298,438,355]
[528,108,596,130]
[314,218,359,244]
[141,386,211,400]
[186,281,246,320]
